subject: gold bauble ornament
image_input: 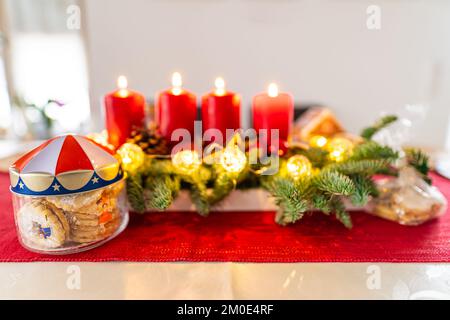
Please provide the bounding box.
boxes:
[286,155,312,179]
[326,137,354,162]
[117,143,145,173]
[220,146,247,173]
[172,150,201,174]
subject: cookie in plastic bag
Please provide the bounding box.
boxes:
[370,167,447,225]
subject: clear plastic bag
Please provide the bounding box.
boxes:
[370,167,447,225]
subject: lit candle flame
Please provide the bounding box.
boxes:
[214,77,226,96]
[268,83,279,98]
[117,75,128,89]
[117,75,128,97]
[171,72,183,95]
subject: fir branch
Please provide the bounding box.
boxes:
[331,198,353,229]
[126,173,146,213]
[312,193,332,214]
[351,141,398,161]
[145,176,179,210]
[404,148,432,184]
[404,148,430,176]
[179,167,212,216]
[375,167,399,177]
[181,166,211,185]
[149,190,173,210]
[266,177,310,225]
[313,171,355,196]
[209,171,237,205]
[361,115,398,140]
[189,180,210,216]
[324,159,392,175]
[236,169,261,189]
[196,165,213,182]
[301,147,329,168]
[350,175,376,206]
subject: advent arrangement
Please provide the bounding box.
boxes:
[8,73,447,254]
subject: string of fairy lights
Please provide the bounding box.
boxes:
[94,132,356,180]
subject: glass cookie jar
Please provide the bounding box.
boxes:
[9,134,129,254]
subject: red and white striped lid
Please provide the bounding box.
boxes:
[10,135,124,196]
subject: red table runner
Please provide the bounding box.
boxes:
[1,172,450,262]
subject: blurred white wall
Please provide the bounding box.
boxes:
[84,0,450,149]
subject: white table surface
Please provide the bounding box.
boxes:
[1,140,450,300]
[2,263,450,299]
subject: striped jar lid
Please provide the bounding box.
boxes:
[9,135,124,196]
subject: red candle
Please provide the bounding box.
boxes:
[252,83,294,153]
[155,72,197,146]
[201,77,240,144]
[104,76,146,149]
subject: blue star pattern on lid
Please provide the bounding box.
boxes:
[10,171,124,196]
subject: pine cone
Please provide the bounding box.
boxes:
[127,125,170,155]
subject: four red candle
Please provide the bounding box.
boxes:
[252,83,294,153]
[104,75,294,152]
[155,72,197,146]
[201,77,240,145]
[104,76,146,149]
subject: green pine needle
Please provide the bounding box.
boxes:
[266,177,310,224]
[331,198,353,229]
[312,193,332,214]
[324,159,392,175]
[301,147,329,168]
[404,148,432,184]
[404,148,430,176]
[145,159,175,175]
[314,171,355,196]
[350,175,375,206]
[126,174,146,213]
[335,208,353,229]
[145,176,179,210]
[351,141,398,161]
[361,115,398,140]
[189,181,210,216]
[209,171,237,205]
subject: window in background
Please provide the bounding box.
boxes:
[2,0,90,139]
[0,6,11,137]
[0,55,10,136]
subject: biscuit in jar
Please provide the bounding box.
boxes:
[46,189,103,212]
[70,217,121,243]
[17,200,70,249]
